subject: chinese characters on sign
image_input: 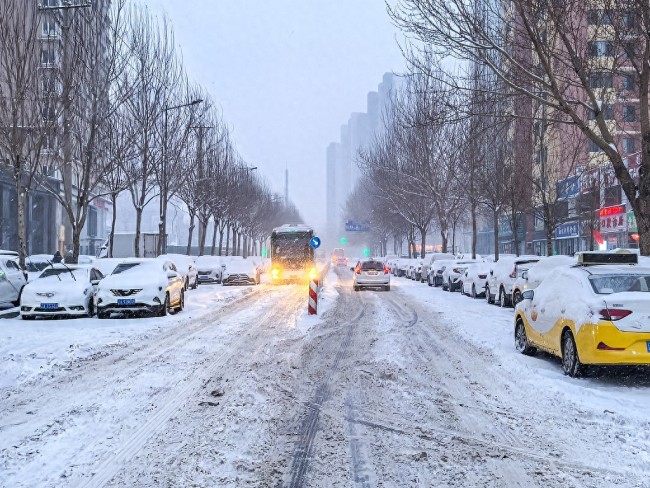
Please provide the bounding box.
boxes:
[599,205,627,233]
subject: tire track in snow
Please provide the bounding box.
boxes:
[285,289,363,488]
[79,285,306,488]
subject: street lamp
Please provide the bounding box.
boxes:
[159,98,203,255]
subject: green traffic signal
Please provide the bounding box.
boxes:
[363,248,370,256]
[340,237,347,244]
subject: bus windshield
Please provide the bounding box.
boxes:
[272,232,312,264]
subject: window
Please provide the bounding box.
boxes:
[42,103,55,122]
[43,132,56,151]
[588,41,614,57]
[361,260,384,271]
[622,137,637,153]
[588,9,613,26]
[622,11,636,30]
[589,72,613,89]
[589,140,604,153]
[40,47,55,66]
[623,105,636,122]
[42,0,60,6]
[5,260,20,271]
[622,73,636,91]
[42,15,57,37]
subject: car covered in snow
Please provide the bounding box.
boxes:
[222,258,260,286]
[353,258,390,291]
[409,258,425,281]
[486,255,541,307]
[95,259,184,318]
[158,253,199,290]
[429,259,454,287]
[514,251,650,376]
[461,262,491,298]
[511,255,576,305]
[0,256,27,308]
[20,264,103,319]
[442,259,476,292]
[24,254,55,282]
[195,255,225,284]
[396,258,416,278]
[422,252,455,284]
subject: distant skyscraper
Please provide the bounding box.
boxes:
[325,73,396,240]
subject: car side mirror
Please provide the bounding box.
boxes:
[91,279,100,286]
[522,290,534,301]
[490,270,494,276]
[522,271,528,280]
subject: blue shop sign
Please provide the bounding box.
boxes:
[555,222,580,239]
[557,175,580,200]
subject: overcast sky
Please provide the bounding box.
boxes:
[144,0,406,231]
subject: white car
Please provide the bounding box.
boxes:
[397,258,416,278]
[0,256,27,308]
[20,264,103,319]
[158,254,199,290]
[430,259,454,287]
[92,258,126,278]
[195,255,225,284]
[422,253,455,284]
[353,259,390,291]
[511,255,576,305]
[442,259,476,292]
[222,258,260,286]
[95,259,184,318]
[461,262,491,298]
[486,255,541,307]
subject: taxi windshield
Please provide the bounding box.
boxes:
[588,274,650,294]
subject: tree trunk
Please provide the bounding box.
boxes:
[14,161,27,269]
[418,226,427,259]
[546,223,554,257]
[186,210,195,256]
[512,212,520,257]
[493,210,500,261]
[471,202,478,260]
[198,217,208,256]
[71,223,81,264]
[218,225,225,256]
[109,192,118,258]
[225,224,231,256]
[440,224,448,254]
[134,207,143,258]
[211,223,218,256]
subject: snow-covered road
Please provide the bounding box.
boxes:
[1,269,649,487]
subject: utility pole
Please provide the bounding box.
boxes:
[284,167,289,207]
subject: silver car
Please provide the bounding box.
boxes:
[353,259,390,291]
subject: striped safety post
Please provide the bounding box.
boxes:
[308,278,319,315]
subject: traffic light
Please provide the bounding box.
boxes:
[363,248,370,257]
[340,237,347,244]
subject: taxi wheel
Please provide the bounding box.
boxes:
[515,320,536,356]
[354,285,360,292]
[512,290,522,305]
[561,330,583,377]
[486,286,494,304]
[471,284,477,299]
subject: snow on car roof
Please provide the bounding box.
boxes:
[272,224,313,233]
[582,265,650,276]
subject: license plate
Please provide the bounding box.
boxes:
[367,271,378,275]
[40,303,58,310]
[199,275,209,280]
[117,299,136,306]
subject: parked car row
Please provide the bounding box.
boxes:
[388,249,650,376]
[0,250,267,320]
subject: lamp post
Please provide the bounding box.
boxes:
[159,98,203,255]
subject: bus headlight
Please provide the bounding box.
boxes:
[272,268,280,278]
[309,267,318,280]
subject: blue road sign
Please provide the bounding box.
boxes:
[310,236,321,249]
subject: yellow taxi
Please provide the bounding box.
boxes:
[514,251,650,376]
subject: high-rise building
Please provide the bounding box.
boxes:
[325,73,395,240]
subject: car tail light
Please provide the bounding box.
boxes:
[509,268,517,279]
[478,274,487,279]
[597,342,625,351]
[384,266,390,274]
[355,266,361,275]
[598,308,632,321]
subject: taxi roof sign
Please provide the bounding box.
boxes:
[577,251,638,266]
